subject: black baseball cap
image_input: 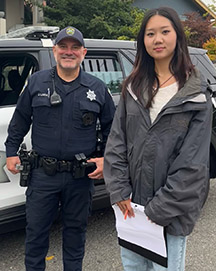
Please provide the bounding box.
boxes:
[54,26,85,46]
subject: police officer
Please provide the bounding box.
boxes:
[5,26,115,271]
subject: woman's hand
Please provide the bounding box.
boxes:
[116,199,135,218]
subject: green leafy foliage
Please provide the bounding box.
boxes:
[39,0,145,39]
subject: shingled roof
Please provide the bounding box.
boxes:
[194,0,216,19]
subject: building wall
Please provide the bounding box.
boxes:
[32,0,45,26]
[133,0,204,19]
[5,0,24,31]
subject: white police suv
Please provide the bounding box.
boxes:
[0,27,216,234]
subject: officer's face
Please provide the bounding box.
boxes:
[53,38,87,72]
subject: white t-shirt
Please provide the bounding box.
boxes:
[150,82,178,123]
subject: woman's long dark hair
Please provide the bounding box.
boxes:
[122,7,194,108]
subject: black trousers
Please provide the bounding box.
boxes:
[25,167,93,271]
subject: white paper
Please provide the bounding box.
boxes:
[112,202,167,258]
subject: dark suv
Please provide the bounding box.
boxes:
[0,30,216,234]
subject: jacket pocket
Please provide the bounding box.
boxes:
[32,96,51,125]
[73,100,100,129]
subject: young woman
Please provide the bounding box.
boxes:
[104,7,212,271]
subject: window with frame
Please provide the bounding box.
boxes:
[0,54,38,106]
[82,54,124,95]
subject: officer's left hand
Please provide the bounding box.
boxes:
[87,157,104,179]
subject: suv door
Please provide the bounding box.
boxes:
[0,48,51,233]
[82,50,134,208]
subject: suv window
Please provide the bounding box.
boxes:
[0,53,38,106]
[82,55,123,95]
[119,53,134,77]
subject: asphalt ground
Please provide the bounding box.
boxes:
[0,179,216,271]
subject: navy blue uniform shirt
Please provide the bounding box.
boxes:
[5,68,115,160]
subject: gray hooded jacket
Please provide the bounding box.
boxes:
[104,70,212,236]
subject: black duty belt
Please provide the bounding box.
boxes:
[17,144,97,187]
[39,157,74,173]
[38,154,96,178]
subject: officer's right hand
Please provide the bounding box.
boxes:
[6,156,21,174]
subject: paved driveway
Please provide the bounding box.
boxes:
[0,180,215,271]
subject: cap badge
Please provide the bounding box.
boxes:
[66,27,75,36]
[87,89,96,101]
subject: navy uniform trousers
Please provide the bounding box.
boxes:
[25,167,93,271]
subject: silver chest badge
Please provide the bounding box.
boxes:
[87,89,96,101]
